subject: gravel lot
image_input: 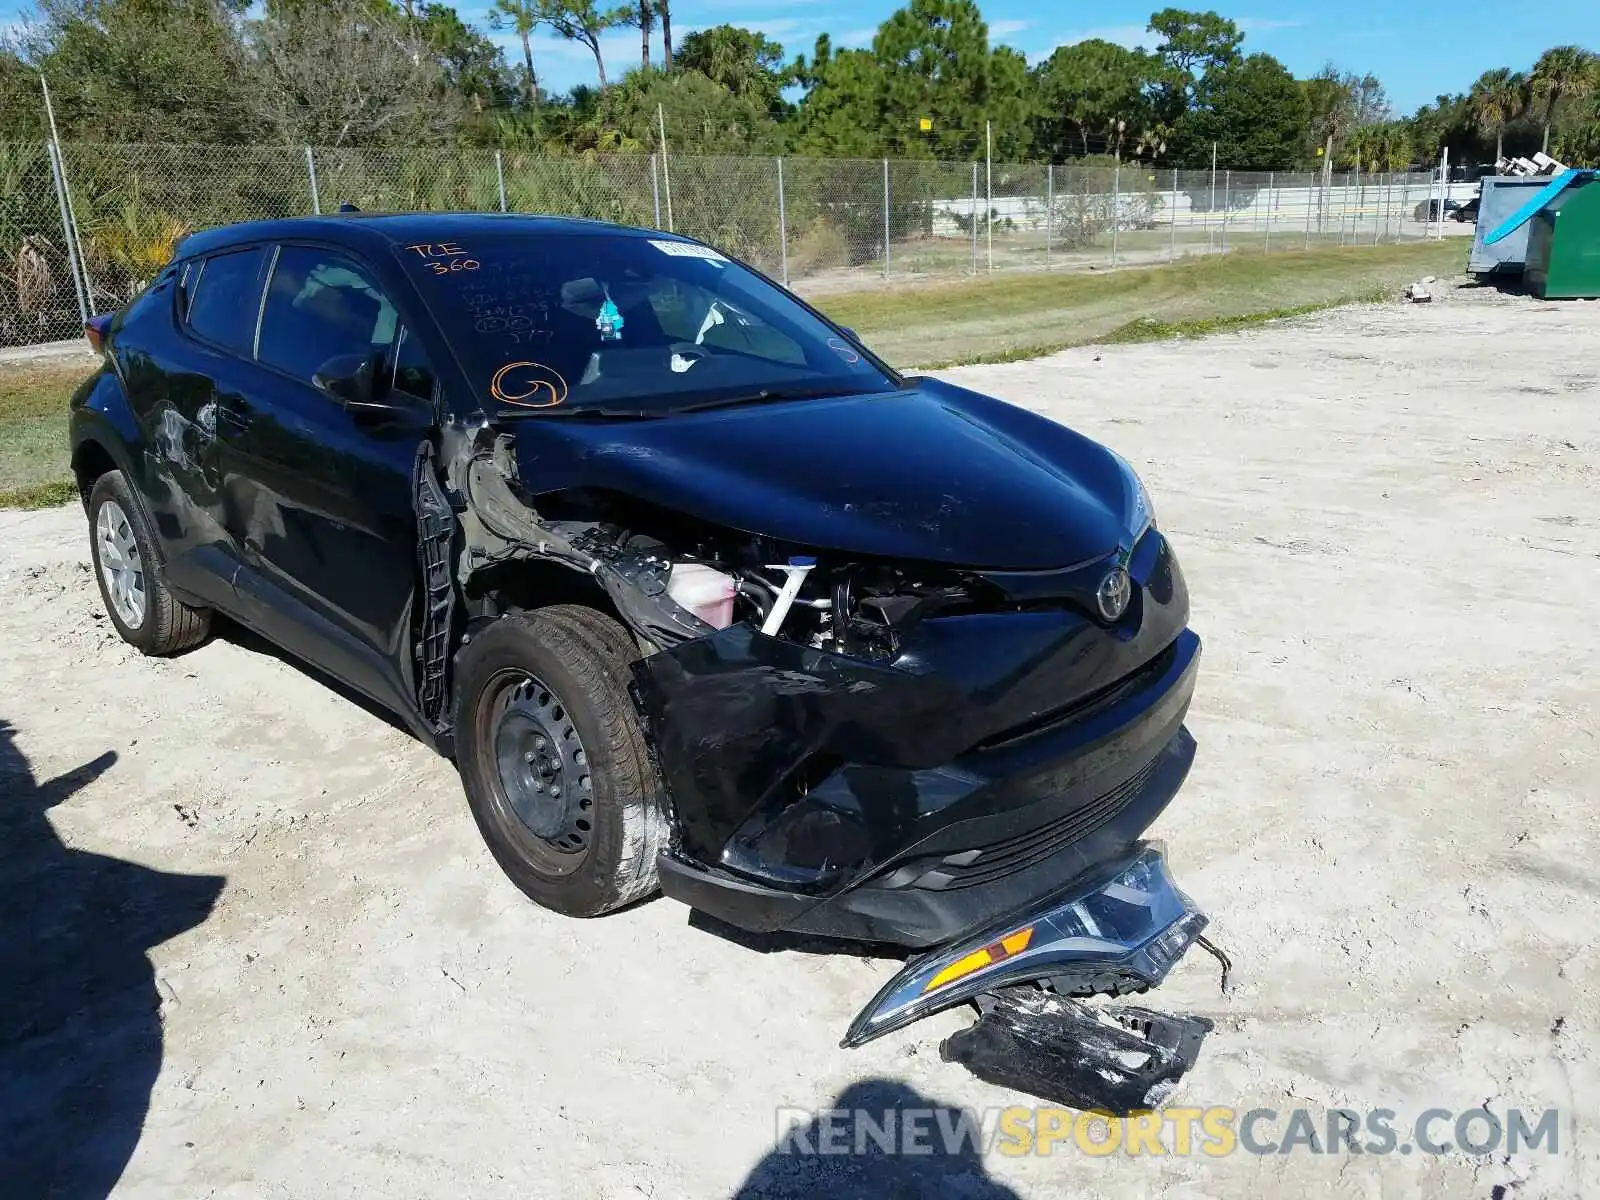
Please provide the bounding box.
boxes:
[2,284,1596,1199]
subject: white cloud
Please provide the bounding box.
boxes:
[518,29,643,74]
[837,27,877,48]
[988,19,1032,41]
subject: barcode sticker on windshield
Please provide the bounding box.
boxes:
[649,239,727,262]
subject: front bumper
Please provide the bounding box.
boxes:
[842,843,1206,1046]
[651,626,1199,947]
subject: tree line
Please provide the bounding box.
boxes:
[0,0,1596,169]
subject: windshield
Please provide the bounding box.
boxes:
[397,231,896,415]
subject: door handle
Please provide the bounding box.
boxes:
[214,396,251,432]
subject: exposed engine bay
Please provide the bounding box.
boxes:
[447,424,1000,661]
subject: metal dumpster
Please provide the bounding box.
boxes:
[1525,178,1600,299]
[1469,177,1552,276]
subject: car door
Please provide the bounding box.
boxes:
[214,242,436,712]
[136,245,272,605]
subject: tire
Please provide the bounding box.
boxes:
[555,601,652,665]
[87,470,211,656]
[453,605,668,917]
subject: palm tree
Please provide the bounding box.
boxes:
[1530,46,1598,154]
[1341,123,1379,171]
[1373,122,1412,172]
[657,0,673,67]
[629,0,653,68]
[488,0,542,104]
[1468,68,1527,162]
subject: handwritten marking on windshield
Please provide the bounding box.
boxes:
[406,242,481,276]
[490,361,568,409]
[405,242,468,258]
[826,337,860,365]
[474,313,535,333]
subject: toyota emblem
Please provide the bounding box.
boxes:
[1096,567,1132,621]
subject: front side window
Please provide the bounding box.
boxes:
[186,246,267,353]
[397,232,894,416]
[258,245,398,385]
[390,326,436,401]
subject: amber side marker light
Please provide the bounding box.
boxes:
[84,313,111,355]
[922,926,1034,993]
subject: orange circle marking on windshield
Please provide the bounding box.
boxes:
[491,361,568,408]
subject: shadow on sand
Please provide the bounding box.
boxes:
[0,719,223,1199]
[735,1078,1022,1200]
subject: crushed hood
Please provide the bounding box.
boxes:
[509,378,1136,570]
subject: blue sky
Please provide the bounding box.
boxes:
[6,1,1598,115]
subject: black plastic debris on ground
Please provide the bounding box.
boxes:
[939,988,1212,1116]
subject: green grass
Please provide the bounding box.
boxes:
[0,240,1463,510]
[0,359,96,509]
[0,477,78,509]
[819,240,1463,369]
[1101,291,1388,344]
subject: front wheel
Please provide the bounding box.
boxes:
[452,606,668,917]
[87,470,211,655]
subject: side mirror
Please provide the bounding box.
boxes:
[313,352,376,406]
[839,326,860,342]
[313,353,420,422]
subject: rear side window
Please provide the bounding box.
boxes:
[257,245,397,386]
[176,260,199,320]
[186,247,267,353]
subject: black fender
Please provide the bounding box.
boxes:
[68,368,141,494]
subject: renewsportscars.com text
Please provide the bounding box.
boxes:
[774,1105,1563,1159]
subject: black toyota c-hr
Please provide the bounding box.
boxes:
[70,212,1206,1048]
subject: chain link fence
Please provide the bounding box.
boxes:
[0,142,96,347]
[0,141,1455,349]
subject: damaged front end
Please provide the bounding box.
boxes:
[440,411,1215,1096]
[631,527,1202,955]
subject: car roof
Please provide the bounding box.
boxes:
[175,212,673,261]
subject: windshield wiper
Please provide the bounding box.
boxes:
[668,384,861,415]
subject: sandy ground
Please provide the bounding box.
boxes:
[2,283,1597,1199]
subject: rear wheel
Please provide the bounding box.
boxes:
[453,606,667,916]
[87,470,210,655]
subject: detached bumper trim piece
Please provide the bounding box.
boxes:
[842,844,1205,1047]
[939,992,1214,1114]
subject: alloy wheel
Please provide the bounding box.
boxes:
[95,499,147,629]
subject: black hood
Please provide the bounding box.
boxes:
[509,378,1139,570]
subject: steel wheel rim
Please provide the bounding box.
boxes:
[96,499,146,629]
[481,669,594,875]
